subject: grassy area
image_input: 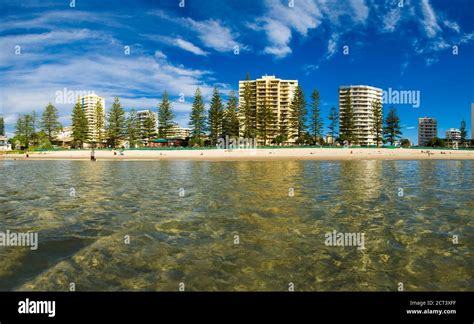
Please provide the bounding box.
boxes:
[25,145,474,152]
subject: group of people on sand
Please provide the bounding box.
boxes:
[420,150,433,157]
[90,147,125,161]
[420,150,446,157]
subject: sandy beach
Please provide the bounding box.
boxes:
[1,148,474,161]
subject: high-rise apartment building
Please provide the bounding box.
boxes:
[338,85,383,146]
[238,75,298,144]
[418,117,437,146]
[77,94,105,143]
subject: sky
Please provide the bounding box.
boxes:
[0,0,473,144]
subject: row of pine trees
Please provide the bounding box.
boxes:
[11,104,62,149]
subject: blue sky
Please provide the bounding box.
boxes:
[0,0,473,144]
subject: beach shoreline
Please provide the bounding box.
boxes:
[1,148,473,161]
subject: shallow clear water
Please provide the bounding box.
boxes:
[0,160,472,291]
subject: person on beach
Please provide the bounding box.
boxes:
[90,148,96,161]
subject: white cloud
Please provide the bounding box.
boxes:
[154,50,167,60]
[0,28,216,129]
[420,0,441,38]
[174,38,209,56]
[425,57,439,66]
[254,0,371,58]
[148,10,244,54]
[460,32,474,43]
[444,20,460,33]
[0,10,125,31]
[185,18,242,53]
[263,45,292,58]
[349,0,370,23]
[142,35,208,56]
[383,8,402,32]
[257,0,322,58]
[326,34,339,59]
[0,29,111,67]
[303,64,319,75]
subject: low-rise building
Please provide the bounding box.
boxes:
[0,135,12,150]
[168,125,191,140]
[445,128,462,148]
[445,128,461,141]
[53,126,74,147]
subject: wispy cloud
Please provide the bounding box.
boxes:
[382,7,402,33]
[185,18,243,53]
[257,0,322,58]
[143,35,208,56]
[149,10,244,54]
[174,38,208,56]
[420,0,441,38]
[0,9,126,31]
[0,14,217,128]
[252,0,373,59]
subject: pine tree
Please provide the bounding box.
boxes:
[290,85,307,143]
[31,110,39,146]
[309,89,323,144]
[107,97,126,147]
[372,99,383,147]
[277,96,291,145]
[275,120,289,145]
[143,114,157,142]
[340,95,355,144]
[189,88,207,139]
[460,119,467,144]
[0,115,5,136]
[158,91,174,139]
[223,90,240,138]
[15,114,35,148]
[126,109,140,147]
[258,97,276,146]
[40,103,62,142]
[383,106,402,145]
[95,100,105,145]
[14,115,26,147]
[241,73,256,139]
[328,106,338,145]
[208,86,224,145]
[71,101,89,148]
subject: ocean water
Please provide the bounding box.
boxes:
[0,160,472,291]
